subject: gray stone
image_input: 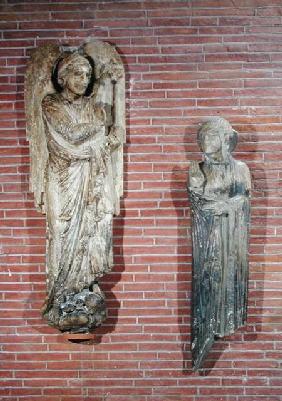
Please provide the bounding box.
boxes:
[188,117,251,370]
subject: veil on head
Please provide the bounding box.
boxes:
[197,117,238,156]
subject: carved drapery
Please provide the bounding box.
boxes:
[25,40,125,333]
[188,118,251,370]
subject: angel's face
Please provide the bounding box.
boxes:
[64,64,91,96]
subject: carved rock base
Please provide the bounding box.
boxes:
[44,282,107,333]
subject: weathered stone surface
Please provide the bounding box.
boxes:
[25,40,125,333]
[188,117,251,370]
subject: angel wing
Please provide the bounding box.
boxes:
[24,44,61,212]
[83,39,125,216]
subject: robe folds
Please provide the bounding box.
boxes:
[41,93,117,331]
[189,157,251,370]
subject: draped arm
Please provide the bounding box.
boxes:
[201,161,251,215]
[237,160,251,195]
[42,95,104,145]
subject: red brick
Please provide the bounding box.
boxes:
[159,35,220,45]
[1,1,282,399]
[44,388,82,396]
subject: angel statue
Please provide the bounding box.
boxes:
[188,117,251,370]
[24,40,125,333]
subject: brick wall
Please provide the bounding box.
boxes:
[1,0,282,400]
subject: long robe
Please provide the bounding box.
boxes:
[189,157,251,370]
[41,92,117,331]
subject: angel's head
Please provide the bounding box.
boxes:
[57,53,92,97]
[197,117,238,162]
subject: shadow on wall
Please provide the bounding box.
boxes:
[170,163,192,374]
[93,44,131,343]
[171,120,266,376]
[236,121,267,342]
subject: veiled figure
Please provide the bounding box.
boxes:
[25,41,125,333]
[188,118,251,370]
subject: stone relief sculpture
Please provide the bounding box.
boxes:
[25,40,125,333]
[188,117,251,370]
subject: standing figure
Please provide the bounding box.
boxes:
[188,117,251,370]
[25,40,125,333]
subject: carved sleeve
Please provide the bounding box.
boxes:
[238,161,251,195]
[188,161,205,195]
[42,95,102,145]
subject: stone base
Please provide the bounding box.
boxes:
[44,282,107,333]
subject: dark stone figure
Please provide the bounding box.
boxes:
[188,118,251,370]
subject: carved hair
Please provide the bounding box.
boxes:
[55,52,92,86]
[197,117,238,154]
[51,52,95,95]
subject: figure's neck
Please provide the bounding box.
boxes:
[205,153,232,165]
[61,88,82,103]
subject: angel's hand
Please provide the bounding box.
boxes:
[99,60,124,81]
[107,125,122,151]
[90,123,104,136]
[189,161,205,191]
